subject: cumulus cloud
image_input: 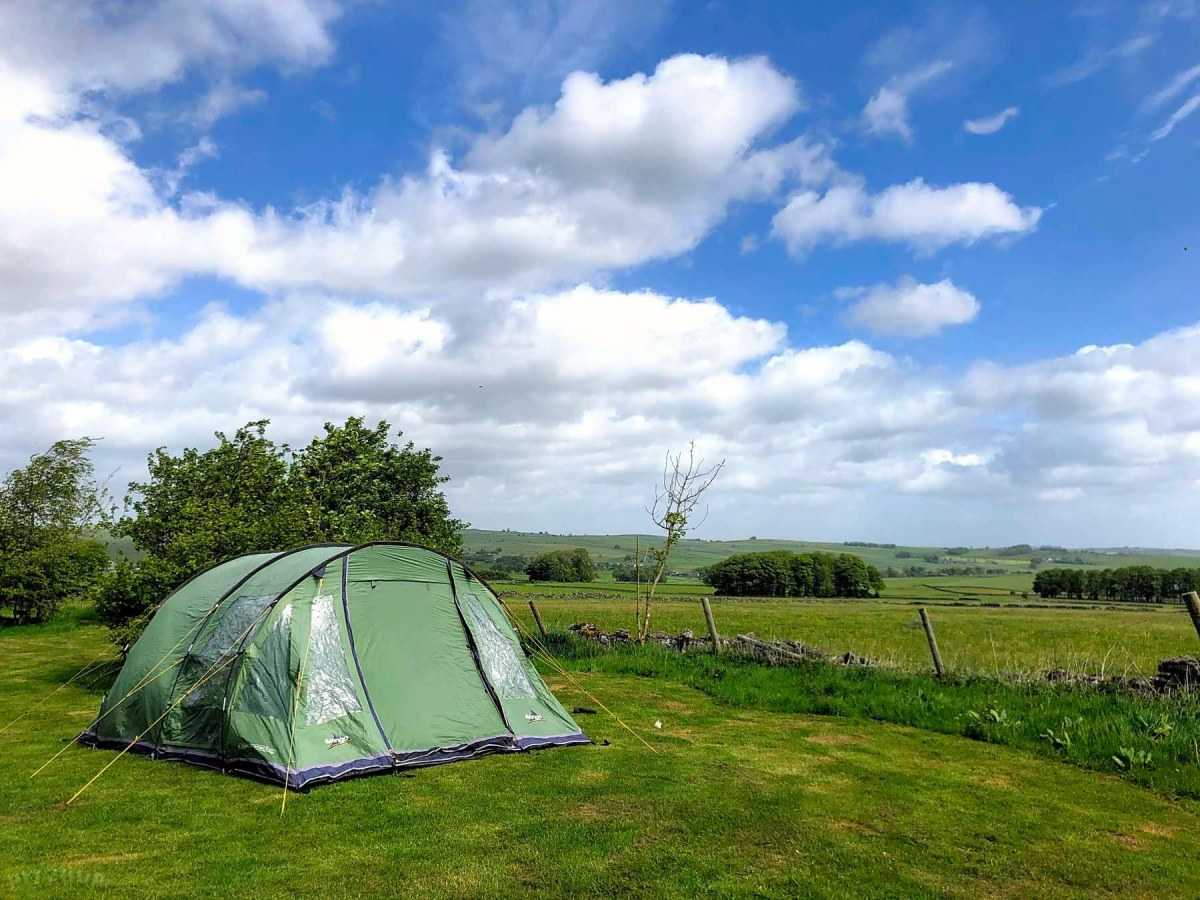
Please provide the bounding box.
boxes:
[0,285,965,534]
[5,285,1199,543]
[0,50,828,330]
[963,106,1019,135]
[6,3,1183,544]
[0,0,340,97]
[840,277,980,337]
[772,178,1042,255]
[0,7,1037,346]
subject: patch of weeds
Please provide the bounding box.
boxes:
[544,634,1200,798]
[963,706,1014,740]
[1112,747,1153,770]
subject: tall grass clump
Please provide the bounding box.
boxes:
[538,633,1200,798]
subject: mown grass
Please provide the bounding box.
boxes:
[541,634,1200,798]
[5,614,1200,897]
[506,595,1199,677]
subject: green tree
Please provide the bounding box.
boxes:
[0,438,107,555]
[119,421,301,578]
[525,548,596,582]
[292,417,465,556]
[101,417,466,647]
[701,550,883,598]
[0,438,110,624]
[568,547,596,582]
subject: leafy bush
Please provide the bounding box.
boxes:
[0,538,108,624]
[95,556,182,643]
[525,548,596,582]
[468,563,517,581]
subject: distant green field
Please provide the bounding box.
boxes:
[494,579,713,597]
[505,595,1198,677]
[879,574,1036,602]
[464,528,1200,578]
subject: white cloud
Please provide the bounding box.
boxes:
[189,78,267,128]
[0,1,340,97]
[2,281,1200,544]
[1150,93,1200,140]
[5,4,1196,544]
[1046,32,1157,87]
[0,1,344,330]
[1143,62,1200,110]
[0,51,823,330]
[445,0,673,110]
[963,106,1019,135]
[158,137,219,196]
[842,276,980,337]
[862,61,953,142]
[772,178,1042,255]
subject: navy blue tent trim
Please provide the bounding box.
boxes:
[78,728,589,789]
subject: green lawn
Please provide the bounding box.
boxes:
[505,595,1199,677]
[5,614,1200,897]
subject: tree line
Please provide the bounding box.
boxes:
[464,547,666,584]
[700,550,884,598]
[1033,566,1200,603]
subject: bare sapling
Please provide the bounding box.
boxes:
[637,443,724,643]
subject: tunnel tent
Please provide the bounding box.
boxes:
[81,542,587,788]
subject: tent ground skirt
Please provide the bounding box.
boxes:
[78,728,589,790]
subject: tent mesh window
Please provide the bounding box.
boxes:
[184,593,275,709]
[237,603,294,719]
[302,593,362,725]
[462,592,535,700]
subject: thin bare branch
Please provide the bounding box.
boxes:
[637,441,725,642]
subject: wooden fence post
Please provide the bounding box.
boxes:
[528,600,548,639]
[1184,592,1200,644]
[918,607,945,678]
[701,597,721,655]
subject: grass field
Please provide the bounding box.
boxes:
[4,612,1200,897]
[503,593,1199,677]
[879,574,1035,602]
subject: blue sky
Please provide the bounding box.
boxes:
[1,1,1198,546]
[129,1,1198,363]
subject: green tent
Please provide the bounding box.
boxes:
[81,543,587,788]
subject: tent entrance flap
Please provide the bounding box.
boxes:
[343,550,510,754]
